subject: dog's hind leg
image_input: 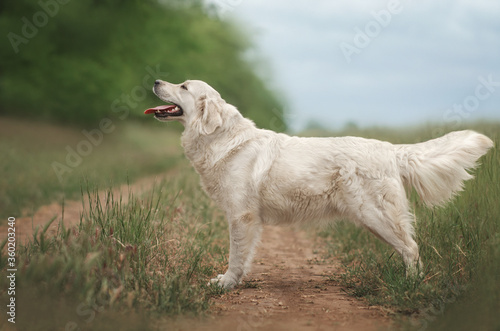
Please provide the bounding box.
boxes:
[363,211,422,276]
[209,212,262,289]
[349,179,422,276]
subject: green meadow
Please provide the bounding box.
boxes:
[0,119,498,330]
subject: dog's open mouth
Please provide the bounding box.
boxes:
[144,104,183,118]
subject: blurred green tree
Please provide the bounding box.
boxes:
[0,0,286,130]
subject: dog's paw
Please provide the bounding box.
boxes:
[405,259,424,279]
[207,273,237,289]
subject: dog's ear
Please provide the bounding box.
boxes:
[197,94,223,135]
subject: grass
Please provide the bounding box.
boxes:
[0,117,184,221]
[315,123,500,330]
[0,166,230,330]
[1,119,499,330]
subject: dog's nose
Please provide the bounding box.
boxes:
[154,80,161,86]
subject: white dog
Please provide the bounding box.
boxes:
[145,79,493,289]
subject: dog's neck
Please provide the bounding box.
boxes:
[180,109,257,179]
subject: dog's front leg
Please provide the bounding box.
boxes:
[209,213,261,289]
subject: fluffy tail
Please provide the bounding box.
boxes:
[396,130,494,206]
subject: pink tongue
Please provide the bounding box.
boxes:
[144,105,176,114]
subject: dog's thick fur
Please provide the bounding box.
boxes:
[148,79,494,288]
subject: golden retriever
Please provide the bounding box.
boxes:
[145,79,493,289]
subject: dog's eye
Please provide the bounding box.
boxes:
[181,84,188,90]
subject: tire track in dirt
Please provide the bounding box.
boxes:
[0,173,172,244]
[199,225,392,331]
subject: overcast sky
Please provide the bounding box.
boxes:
[211,0,500,131]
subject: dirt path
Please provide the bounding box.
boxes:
[0,173,170,244]
[1,175,392,330]
[197,225,392,331]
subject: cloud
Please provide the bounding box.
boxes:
[226,0,500,131]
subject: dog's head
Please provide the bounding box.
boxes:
[145,79,224,135]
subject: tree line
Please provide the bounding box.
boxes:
[0,0,286,130]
